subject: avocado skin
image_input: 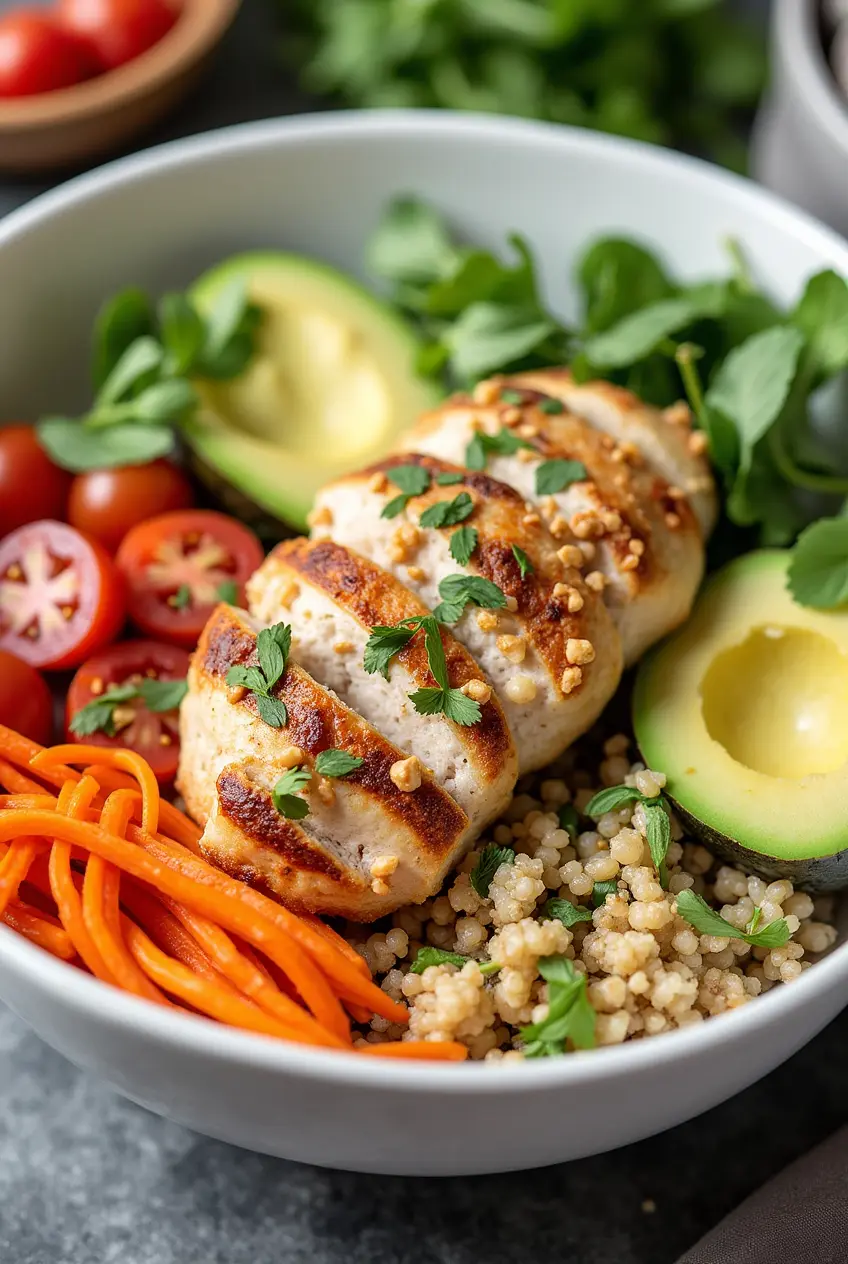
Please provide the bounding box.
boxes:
[669,797,848,894]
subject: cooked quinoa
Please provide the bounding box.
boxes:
[345,732,839,1060]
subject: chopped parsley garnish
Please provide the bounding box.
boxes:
[436,471,464,486]
[272,765,312,820]
[585,781,672,887]
[521,956,596,1056]
[584,784,643,816]
[171,583,191,610]
[592,880,619,908]
[538,397,565,415]
[314,749,364,778]
[216,580,239,605]
[225,622,292,729]
[558,804,580,837]
[363,615,482,726]
[449,524,478,566]
[500,388,525,405]
[676,889,791,948]
[379,463,432,519]
[511,544,533,578]
[419,491,475,529]
[470,843,515,898]
[410,946,501,975]
[543,898,593,928]
[432,573,507,624]
[69,677,188,737]
[535,458,588,496]
[465,428,533,471]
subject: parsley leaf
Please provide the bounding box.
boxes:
[543,898,593,928]
[470,843,515,898]
[432,573,507,625]
[436,471,464,486]
[440,688,483,726]
[538,397,565,415]
[387,463,431,496]
[512,545,533,578]
[216,580,239,605]
[521,955,595,1055]
[558,804,579,837]
[256,695,289,728]
[225,622,291,728]
[676,889,791,948]
[535,459,588,496]
[272,766,312,821]
[643,800,672,888]
[409,947,470,973]
[500,388,524,405]
[419,492,475,529]
[68,678,187,737]
[787,518,848,609]
[449,524,478,566]
[380,493,412,519]
[256,624,290,689]
[592,880,619,908]
[362,621,421,679]
[138,678,188,713]
[171,583,191,611]
[584,785,643,816]
[465,428,533,471]
[314,749,364,778]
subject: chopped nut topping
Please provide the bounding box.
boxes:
[579,541,597,562]
[461,678,492,704]
[688,431,709,456]
[663,401,693,427]
[517,422,539,439]
[566,638,595,665]
[278,746,306,769]
[584,570,606,592]
[406,565,426,582]
[504,674,537,704]
[557,544,584,569]
[477,609,500,632]
[522,512,541,528]
[629,538,646,556]
[316,777,336,806]
[333,641,354,654]
[473,379,501,406]
[665,512,682,530]
[226,684,248,705]
[553,583,584,612]
[389,522,423,563]
[371,878,390,896]
[307,505,333,528]
[517,447,536,463]
[549,514,569,538]
[560,665,583,694]
[497,634,527,664]
[502,406,522,425]
[390,756,422,792]
[369,471,389,494]
[504,595,519,613]
[570,511,605,540]
[541,495,559,520]
[600,510,623,533]
[620,554,641,572]
[371,855,400,879]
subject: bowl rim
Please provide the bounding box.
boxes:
[0,0,240,133]
[2,108,848,1092]
[777,0,848,155]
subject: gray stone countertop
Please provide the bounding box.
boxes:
[2,2,845,1262]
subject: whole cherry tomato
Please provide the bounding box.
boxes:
[116,510,263,648]
[0,649,53,745]
[68,459,195,554]
[0,10,93,97]
[57,0,177,73]
[66,639,190,782]
[0,426,72,537]
[0,520,125,671]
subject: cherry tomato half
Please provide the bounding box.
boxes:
[0,520,125,670]
[68,459,195,554]
[116,510,263,648]
[66,639,189,782]
[57,0,177,73]
[0,426,72,537]
[0,10,93,98]
[0,649,53,745]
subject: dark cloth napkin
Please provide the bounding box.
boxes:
[678,1126,848,1263]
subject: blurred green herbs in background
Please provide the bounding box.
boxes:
[282,0,766,170]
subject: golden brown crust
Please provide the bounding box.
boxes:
[265,538,516,788]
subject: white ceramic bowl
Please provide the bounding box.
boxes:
[752,0,848,236]
[2,112,848,1176]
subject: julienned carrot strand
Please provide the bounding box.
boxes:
[82,766,201,852]
[0,757,52,796]
[32,747,161,836]
[302,914,373,980]
[122,920,322,1045]
[3,902,75,960]
[120,884,241,992]
[50,778,115,984]
[161,899,349,1049]
[357,1041,468,1061]
[0,839,41,917]
[0,794,57,810]
[80,792,168,1006]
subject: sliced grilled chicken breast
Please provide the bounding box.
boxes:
[247,538,518,831]
[403,380,707,664]
[509,369,717,537]
[178,604,472,920]
[310,454,623,772]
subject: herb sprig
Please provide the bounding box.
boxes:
[69,677,188,737]
[432,574,507,625]
[470,843,515,898]
[585,781,672,887]
[363,615,482,725]
[410,947,500,976]
[225,623,292,729]
[272,766,312,821]
[521,956,596,1057]
[676,889,791,949]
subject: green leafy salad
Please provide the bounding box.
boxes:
[367,197,848,608]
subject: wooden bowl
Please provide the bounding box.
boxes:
[0,0,241,173]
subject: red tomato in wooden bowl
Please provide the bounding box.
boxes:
[0,649,53,745]
[0,520,125,670]
[57,0,178,73]
[66,639,190,782]
[0,10,94,97]
[116,510,263,649]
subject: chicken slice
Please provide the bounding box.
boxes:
[177,604,472,920]
[310,455,623,772]
[247,537,518,832]
[403,379,708,664]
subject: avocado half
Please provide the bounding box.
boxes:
[183,252,441,533]
[633,550,848,891]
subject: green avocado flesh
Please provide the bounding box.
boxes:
[633,550,848,891]
[183,252,441,532]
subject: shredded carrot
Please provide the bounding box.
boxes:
[357,1041,468,1061]
[0,728,482,1063]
